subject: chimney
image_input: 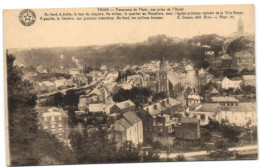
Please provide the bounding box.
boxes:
[154,104,157,110]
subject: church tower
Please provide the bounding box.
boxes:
[237,17,244,36]
[157,55,169,97]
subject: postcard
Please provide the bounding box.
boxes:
[3,4,257,166]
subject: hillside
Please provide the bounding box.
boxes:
[11,34,230,70]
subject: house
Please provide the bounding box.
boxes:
[232,51,255,71]
[69,68,81,75]
[136,109,154,143]
[42,81,56,92]
[221,77,243,89]
[37,107,69,143]
[217,103,256,127]
[211,96,239,106]
[204,85,220,102]
[34,82,46,92]
[205,51,215,56]
[185,64,194,72]
[78,92,103,111]
[143,98,182,117]
[175,72,187,88]
[89,103,104,114]
[152,113,178,144]
[174,118,200,139]
[78,87,106,110]
[100,65,107,71]
[219,53,232,67]
[242,75,256,87]
[186,94,201,107]
[159,98,183,115]
[113,111,143,146]
[187,103,221,125]
[140,98,182,143]
[73,73,88,87]
[110,100,135,114]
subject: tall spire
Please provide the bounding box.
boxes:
[160,54,168,71]
[237,16,244,35]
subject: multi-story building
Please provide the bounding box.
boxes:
[232,51,255,71]
[110,100,135,114]
[38,107,69,143]
[113,111,143,146]
[217,103,257,127]
[211,96,239,106]
[174,118,201,140]
[187,103,221,125]
[221,77,244,90]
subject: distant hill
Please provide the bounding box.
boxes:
[10,34,240,70]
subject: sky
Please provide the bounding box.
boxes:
[4,4,254,49]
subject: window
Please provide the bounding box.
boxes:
[59,134,63,139]
[43,125,48,130]
[162,86,166,91]
[58,124,62,131]
[161,75,165,79]
[201,114,205,120]
[51,124,55,132]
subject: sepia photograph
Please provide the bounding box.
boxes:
[3,4,257,166]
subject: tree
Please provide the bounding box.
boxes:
[69,127,117,164]
[7,53,75,165]
[221,125,242,143]
[222,68,240,78]
[202,118,221,131]
[54,92,63,107]
[116,141,140,162]
[112,87,152,107]
[152,92,167,102]
[141,149,160,162]
[7,53,40,165]
[208,140,233,160]
[175,153,186,161]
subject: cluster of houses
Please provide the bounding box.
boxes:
[34,30,255,149]
[35,52,256,148]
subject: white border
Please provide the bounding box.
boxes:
[0,0,259,167]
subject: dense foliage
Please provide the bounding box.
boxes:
[7,53,75,165]
[112,87,152,107]
[13,34,225,70]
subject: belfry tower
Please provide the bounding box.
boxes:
[157,55,169,97]
[237,16,244,36]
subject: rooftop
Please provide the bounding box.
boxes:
[115,100,135,110]
[89,103,103,112]
[181,118,199,124]
[211,96,239,103]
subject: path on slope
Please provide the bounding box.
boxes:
[160,145,258,159]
